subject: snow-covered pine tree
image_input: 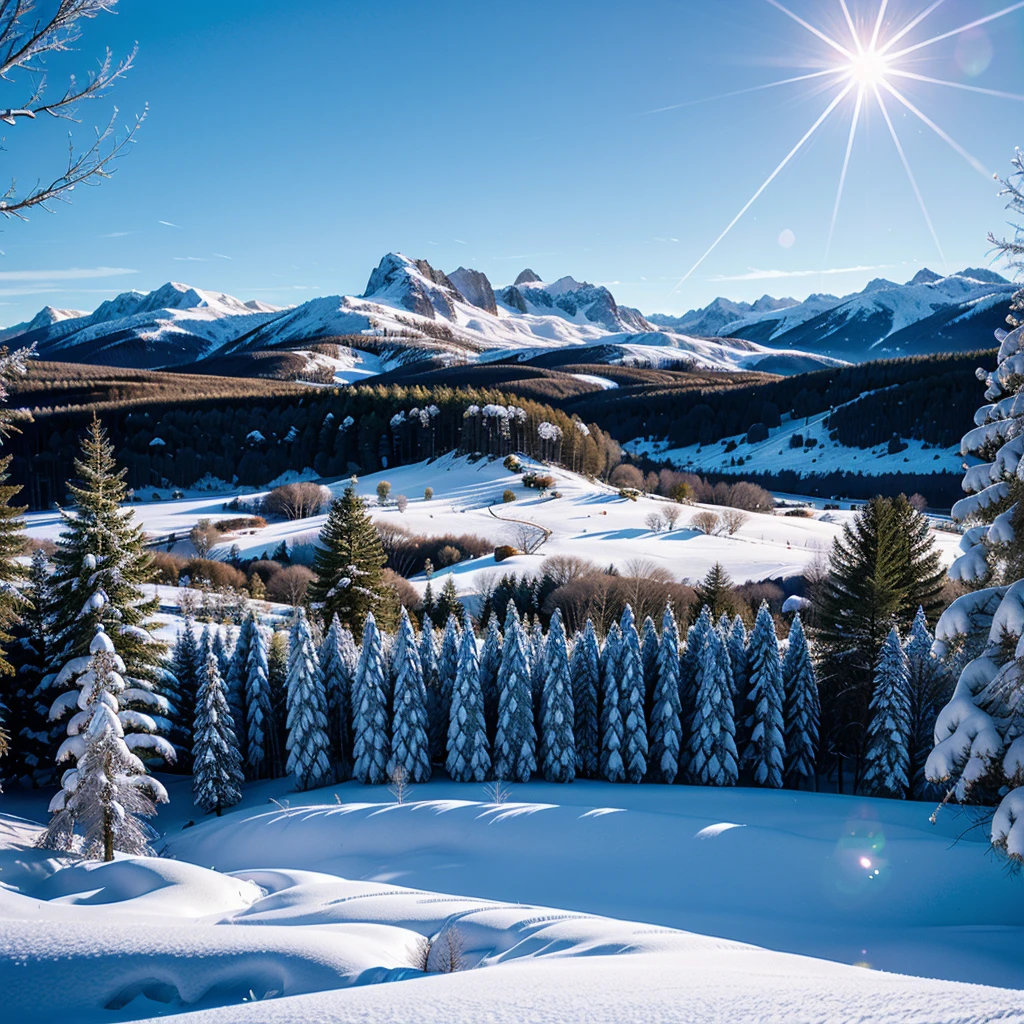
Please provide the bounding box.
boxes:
[40,418,171,778]
[492,604,536,782]
[569,619,600,778]
[782,613,819,790]
[419,615,444,763]
[172,617,201,728]
[192,641,244,815]
[479,612,502,743]
[680,606,713,744]
[529,616,546,707]
[245,619,279,780]
[538,608,575,783]
[42,626,169,859]
[433,574,463,623]
[7,547,52,784]
[319,613,355,776]
[212,628,231,680]
[618,605,648,784]
[904,607,949,798]
[447,611,490,783]
[352,612,390,784]
[863,626,912,799]
[648,604,682,784]
[926,288,1024,856]
[640,615,660,722]
[224,614,255,761]
[599,622,625,784]
[284,608,333,791]
[308,483,393,635]
[687,628,739,787]
[436,614,461,757]
[728,615,752,761]
[390,607,431,783]
[742,602,786,788]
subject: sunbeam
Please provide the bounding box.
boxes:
[872,83,947,269]
[671,0,1024,292]
[669,82,853,295]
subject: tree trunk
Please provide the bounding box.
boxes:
[103,809,114,862]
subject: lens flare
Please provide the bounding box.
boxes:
[667,0,1024,295]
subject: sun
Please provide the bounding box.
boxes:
[667,0,1024,296]
[847,48,890,87]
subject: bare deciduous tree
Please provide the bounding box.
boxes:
[661,505,681,531]
[719,509,749,536]
[265,564,315,606]
[0,1,146,221]
[538,554,598,587]
[644,511,663,533]
[189,518,220,557]
[263,483,331,521]
[509,520,548,555]
[388,763,411,804]
[691,510,720,535]
[395,493,408,513]
[430,925,465,973]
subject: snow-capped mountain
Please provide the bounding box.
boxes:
[8,253,841,376]
[649,269,1015,358]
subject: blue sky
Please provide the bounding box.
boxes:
[1,0,1022,325]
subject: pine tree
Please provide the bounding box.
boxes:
[419,615,444,762]
[40,419,170,777]
[193,642,244,815]
[742,602,785,788]
[285,608,333,791]
[618,606,648,784]
[648,604,682,784]
[640,615,660,722]
[224,614,255,766]
[438,614,461,741]
[904,607,949,799]
[172,617,201,733]
[268,627,289,763]
[695,562,735,619]
[479,612,502,743]
[245,620,279,780]
[447,612,490,783]
[688,628,739,787]
[492,605,535,782]
[390,608,431,783]
[352,612,390,784]
[728,615,752,758]
[539,609,575,783]
[599,622,625,783]
[213,628,231,679]
[529,616,546,707]
[0,449,25,681]
[782,613,819,789]
[42,626,169,859]
[814,494,944,782]
[319,613,355,777]
[569,619,600,778]
[434,574,463,624]
[308,483,391,635]
[679,606,713,752]
[863,626,912,799]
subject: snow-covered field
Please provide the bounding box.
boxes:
[2,777,1023,1024]
[22,454,964,599]
[629,406,961,480]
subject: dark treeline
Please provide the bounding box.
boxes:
[560,349,995,452]
[7,381,620,509]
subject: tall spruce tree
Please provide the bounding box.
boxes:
[479,612,502,743]
[569,619,600,778]
[390,608,431,783]
[433,574,463,624]
[814,495,943,784]
[285,609,333,791]
[40,419,172,778]
[782,613,819,790]
[728,615,752,757]
[904,607,949,799]
[688,628,739,787]
[492,605,535,782]
[225,614,256,761]
[193,642,244,815]
[245,621,279,780]
[172,617,201,742]
[679,606,713,750]
[447,612,490,783]
[308,483,392,635]
[43,626,169,858]
[649,604,682,784]
[863,626,912,799]
[352,612,390,784]
[319,613,355,777]
[618,606,648,784]
[695,562,735,619]
[539,608,575,783]
[436,615,461,758]
[742,602,786,788]
[640,615,660,722]
[599,624,625,783]
[419,615,444,763]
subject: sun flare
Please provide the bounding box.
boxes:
[847,49,890,86]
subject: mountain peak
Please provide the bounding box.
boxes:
[907,268,942,286]
[513,268,542,286]
[362,252,463,321]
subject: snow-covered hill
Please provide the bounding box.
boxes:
[4,253,841,375]
[650,268,1015,359]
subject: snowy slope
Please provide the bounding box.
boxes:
[21,454,963,593]
[2,777,1023,1024]
[5,253,841,375]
